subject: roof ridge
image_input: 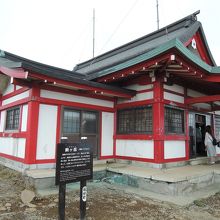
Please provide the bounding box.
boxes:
[74,10,200,72]
[2,50,85,78]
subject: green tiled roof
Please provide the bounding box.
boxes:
[95,38,220,77]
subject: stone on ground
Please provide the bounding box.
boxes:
[20,189,35,204]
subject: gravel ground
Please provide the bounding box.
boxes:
[1,165,220,220]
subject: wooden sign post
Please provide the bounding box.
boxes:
[55,142,93,220]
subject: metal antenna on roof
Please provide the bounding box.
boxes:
[156,0,159,30]
[92,8,95,58]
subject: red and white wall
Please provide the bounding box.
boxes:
[0,82,116,170]
[0,84,29,163]
[0,79,217,171]
[115,83,154,162]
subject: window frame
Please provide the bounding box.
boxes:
[4,106,21,132]
[117,105,153,135]
[164,106,185,135]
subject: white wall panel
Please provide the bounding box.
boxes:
[0,111,6,132]
[192,103,211,110]
[164,141,185,159]
[2,91,29,105]
[40,90,114,108]
[16,85,22,90]
[206,115,211,126]
[101,112,114,156]
[164,84,184,94]
[117,91,153,104]
[125,84,153,91]
[216,146,220,155]
[21,105,28,132]
[116,140,154,159]
[36,104,57,159]
[164,92,184,103]
[0,137,25,158]
[215,111,220,116]
[0,137,14,155]
[17,138,26,158]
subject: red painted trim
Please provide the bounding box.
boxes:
[0,94,2,107]
[38,97,114,113]
[29,72,134,98]
[203,75,220,83]
[195,32,213,65]
[184,87,190,160]
[121,75,152,86]
[163,157,187,163]
[114,135,186,141]
[115,155,154,163]
[0,97,30,111]
[41,85,115,102]
[0,152,25,163]
[114,134,153,140]
[185,94,220,105]
[184,36,194,47]
[113,100,117,157]
[99,111,102,158]
[97,53,171,83]
[0,132,26,138]
[163,100,186,109]
[99,155,115,160]
[153,79,164,163]
[136,89,153,94]
[116,99,154,109]
[2,87,29,101]
[24,87,40,164]
[184,32,213,65]
[163,135,187,141]
[56,105,61,145]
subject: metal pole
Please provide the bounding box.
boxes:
[80,180,87,220]
[92,8,95,58]
[156,0,159,30]
[58,183,66,220]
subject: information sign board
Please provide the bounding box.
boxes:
[56,142,93,185]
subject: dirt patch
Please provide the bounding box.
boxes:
[1,165,220,219]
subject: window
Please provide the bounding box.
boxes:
[63,110,80,133]
[5,107,20,130]
[82,112,97,134]
[165,106,184,134]
[117,106,152,134]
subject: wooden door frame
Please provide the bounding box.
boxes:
[60,106,100,158]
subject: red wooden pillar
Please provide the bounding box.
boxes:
[24,86,40,164]
[153,78,164,163]
[113,98,117,157]
[184,87,190,160]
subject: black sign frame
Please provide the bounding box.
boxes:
[55,142,93,185]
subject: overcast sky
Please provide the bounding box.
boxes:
[0,0,220,70]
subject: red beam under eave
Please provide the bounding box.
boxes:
[0,66,28,79]
[97,53,172,83]
[185,94,220,105]
[203,75,220,82]
[28,72,134,99]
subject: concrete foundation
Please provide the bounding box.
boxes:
[1,156,220,197]
[105,171,220,196]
